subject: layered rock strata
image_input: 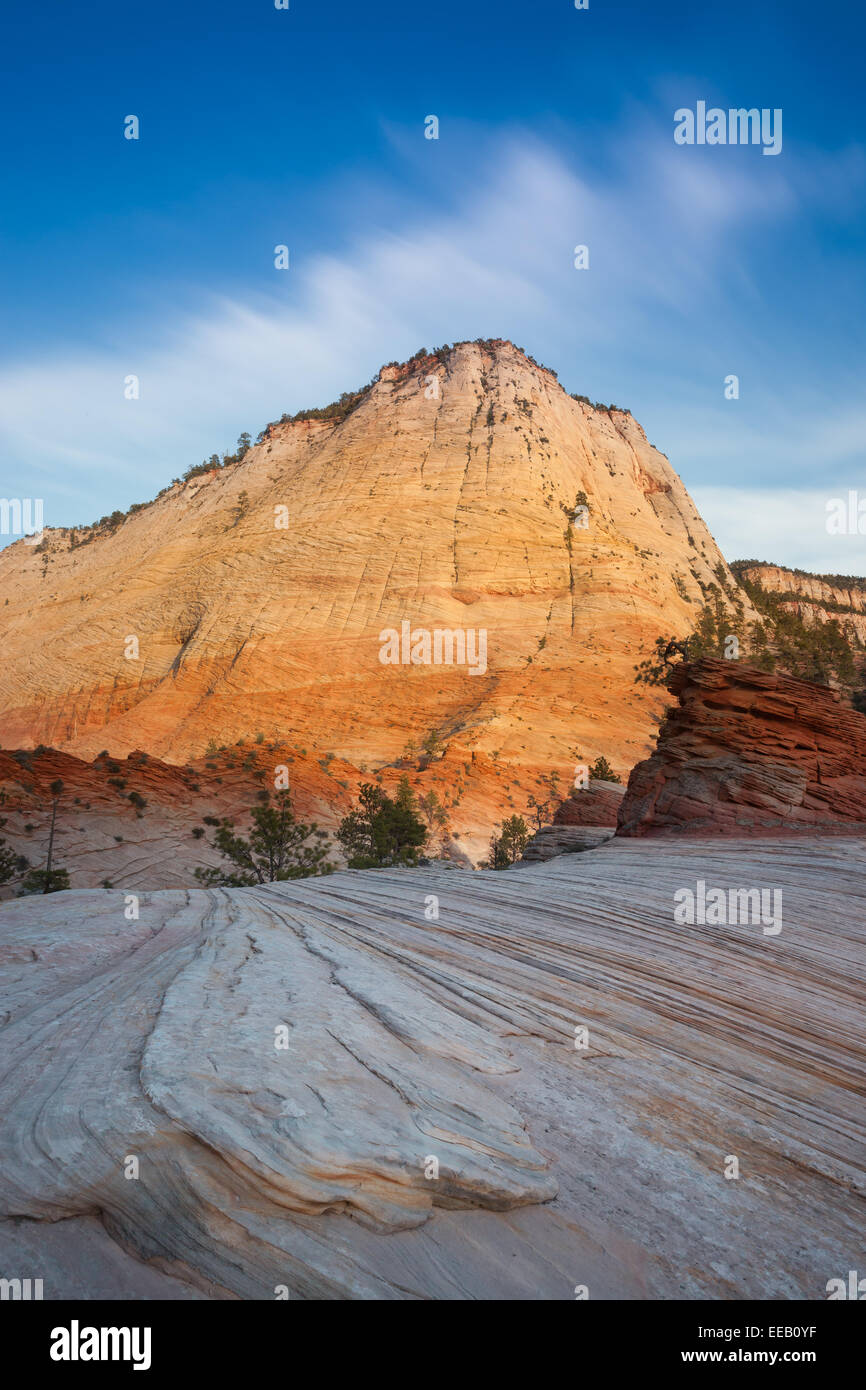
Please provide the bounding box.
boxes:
[519,824,614,862]
[1,837,864,1299]
[521,778,624,861]
[618,660,866,836]
[738,563,866,643]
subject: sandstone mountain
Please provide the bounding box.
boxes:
[0,340,742,861]
[733,561,866,646]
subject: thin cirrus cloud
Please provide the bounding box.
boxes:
[691,486,866,577]
[0,125,857,575]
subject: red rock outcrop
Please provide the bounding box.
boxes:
[519,779,624,861]
[0,744,374,894]
[617,659,866,836]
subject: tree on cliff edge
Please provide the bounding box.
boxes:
[588,757,620,784]
[637,573,862,694]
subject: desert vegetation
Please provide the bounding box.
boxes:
[0,818,29,887]
[635,567,864,696]
[337,776,429,869]
[8,778,71,894]
[487,814,530,868]
[195,789,333,886]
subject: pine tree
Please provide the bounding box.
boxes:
[487,815,529,868]
[588,757,620,784]
[337,779,428,868]
[195,789,333,886]
[18,779,68,894]
[527,771,563,830]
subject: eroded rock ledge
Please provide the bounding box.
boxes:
[521,779,624,862]
[618,659,866,836]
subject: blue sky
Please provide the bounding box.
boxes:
[1,0,864,571]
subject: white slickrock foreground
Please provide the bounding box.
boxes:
[1,838,864,1299]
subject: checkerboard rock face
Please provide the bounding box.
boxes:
[2,838,864,1299]
[617,659,866,836]
[0,340,744,864]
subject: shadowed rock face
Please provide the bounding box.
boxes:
[521,780,624,862]
[553,778,625,826]
[617,660,866,837]
[520,824,614,862]
[1,838,864,1299]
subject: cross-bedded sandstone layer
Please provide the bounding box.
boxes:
[618,660,866,836]
[1,838,863,1299]
[520,778,624,861]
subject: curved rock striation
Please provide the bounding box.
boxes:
[618,659,866,837]
[1,838,864,1299]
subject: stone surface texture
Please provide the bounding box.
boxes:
[552,778,625,826]
[519,824,615,862]
[521,780,623,862]
[0,341,745,863]
[617,659,866,836]
[1,838,863,1299]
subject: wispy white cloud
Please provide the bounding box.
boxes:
[0,121,860,578]
[692,485,866,574]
